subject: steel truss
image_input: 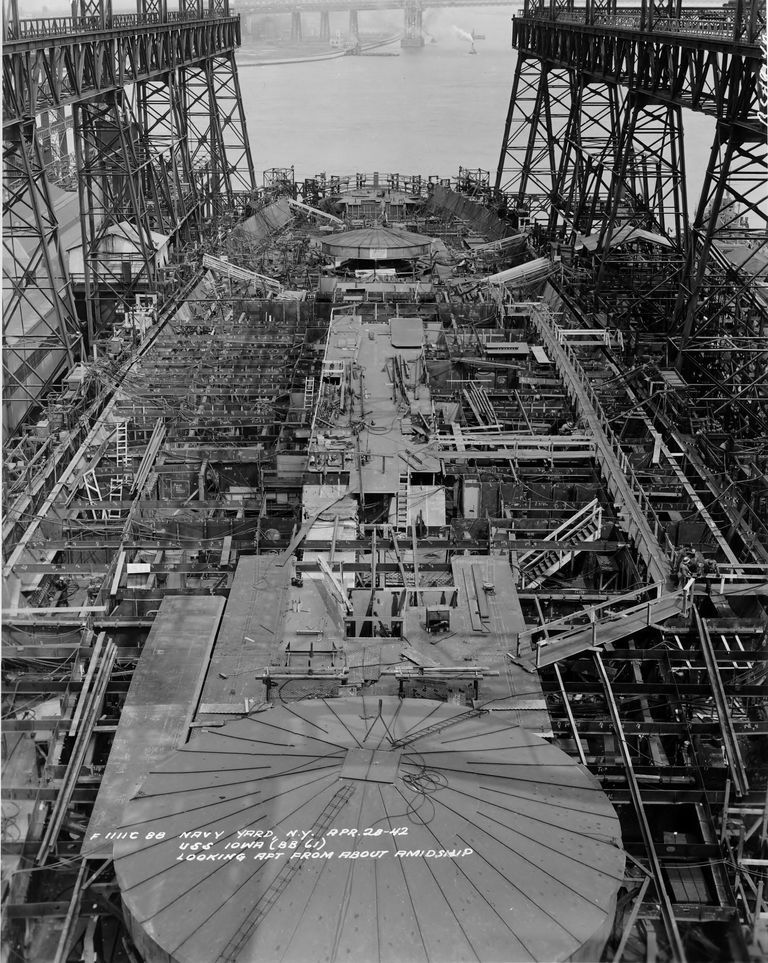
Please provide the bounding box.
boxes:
[677,123,768,349]
[2,0,255,435]
[402,1,424,46]
[74,92,158,340]
[496,54,572,223]
[2,121,80,435]
[554,80,622,238]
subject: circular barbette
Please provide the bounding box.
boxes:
[114,697,624,963]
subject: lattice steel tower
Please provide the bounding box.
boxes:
[2,0,255,436]
[495,0,767,354]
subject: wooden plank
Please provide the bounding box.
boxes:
[472,564,490,620]
[219,535,232,568]
[461,568,483,632]
[109,550,126,598]
[400,645,440,668]
[451,423,466,451]
[4,902,70,918]
[1,606,107,617]
[85,596,225,855]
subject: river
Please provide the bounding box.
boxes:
[237,8,716,209]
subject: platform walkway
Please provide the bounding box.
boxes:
[85,595,224,855]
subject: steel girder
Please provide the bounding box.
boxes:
[2,3,254,437]
[510,6,764,127]
[2,121,81,436]
[2,11,241,125]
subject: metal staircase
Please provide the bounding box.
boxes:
[518,497,603,589]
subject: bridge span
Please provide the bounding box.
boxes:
[236,0,517,46]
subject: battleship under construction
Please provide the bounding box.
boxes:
[2,2,767,963]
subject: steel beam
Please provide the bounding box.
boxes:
[529,305,672,582]
[694,608,750,798]
[2,121,81,434]
[594,652,687,962]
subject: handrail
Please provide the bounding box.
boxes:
[532,304,676,563]
[4,9,235,41]
[518,0,765,44]
[520,580,666,646]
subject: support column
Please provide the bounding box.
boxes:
[73,91,157,339]
[552,79,623,241]
[319,9,330,41]
[401,0,423,47]
[494,55,572,225]
[599,94,688,253]
[675,123,768,354]
[2,122,81,434]
[348,8,358,43]
[290,9,302,42]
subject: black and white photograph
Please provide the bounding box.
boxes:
[1,1,767,961]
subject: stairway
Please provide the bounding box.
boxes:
[518,498,603,589]
[533,590,688,667]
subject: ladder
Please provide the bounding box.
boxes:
[303,376,315,412]
[395,474,410,530]
[217,785,355,962]
[81,469,102,521]
[107,476,123,520]
[114,421,129,470]
[518,497,603,589]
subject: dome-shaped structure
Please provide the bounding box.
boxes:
[114,697,625,963]
[320,226,432,260]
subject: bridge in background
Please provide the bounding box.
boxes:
[235,0,516,45]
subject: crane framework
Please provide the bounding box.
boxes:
[2,0,255,437]
[495,0,767,361]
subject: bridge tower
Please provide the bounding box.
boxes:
[348,8,359,43]
[291,9,303,41]
[319,10,331,42]
[496,0,766,350]
[2,0,255,436]
[401,0,424,47]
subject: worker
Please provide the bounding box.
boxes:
[53,576,69,607]
[676,551,693,585]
